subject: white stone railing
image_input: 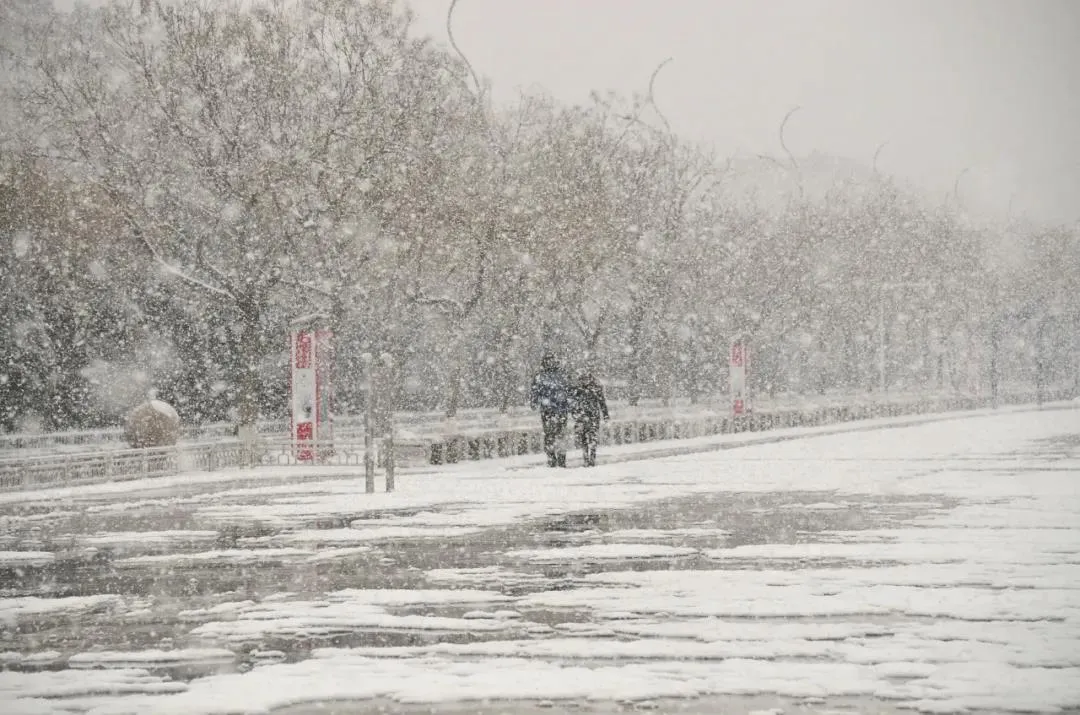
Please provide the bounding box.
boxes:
[0,440,398,493]
[423,386,1075,464]
[0,385,1050,451]
[0,384,1072,493]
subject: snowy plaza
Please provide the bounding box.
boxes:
[1,404,1078,714]
[3,0,1079,713]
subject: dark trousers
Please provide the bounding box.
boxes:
[576,418,600,467]
[541,412,568,467]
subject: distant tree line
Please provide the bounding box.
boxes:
[0,0,1076,432]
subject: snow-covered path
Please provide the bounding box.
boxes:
[1,407,1078,714]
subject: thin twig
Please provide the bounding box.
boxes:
[755,153,786,171]
[951,166,970,209]
[779,105,800,172]
[872,141,888,174]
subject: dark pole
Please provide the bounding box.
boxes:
[382,353,395,493]
[362,354,375,493]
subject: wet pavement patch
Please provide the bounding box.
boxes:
[272,693,932,715]
[0,488,954,663]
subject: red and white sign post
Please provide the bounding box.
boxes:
[730,342,750,416]
[290,318,334,462]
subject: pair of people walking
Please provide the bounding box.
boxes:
[529,352,609,467]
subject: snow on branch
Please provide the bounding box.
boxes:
[410,290,466,317]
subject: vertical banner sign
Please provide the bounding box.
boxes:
[290,327,334,461]
[730,342,748,416]
[314,328,334,458]
[291,331,316,461]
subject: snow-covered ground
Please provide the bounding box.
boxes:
[0,406,1078,714]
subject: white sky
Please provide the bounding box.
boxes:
[407,0,1080,225]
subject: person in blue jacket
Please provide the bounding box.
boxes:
[529,351,574,467]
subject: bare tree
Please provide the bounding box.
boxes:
[19,0,461,433]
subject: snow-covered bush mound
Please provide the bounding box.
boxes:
[125,400,181,448]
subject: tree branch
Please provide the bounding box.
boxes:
[127,211,232,298]
[872,140,888,174]
[647,57,674,140]
[779,105,800,172]
[410,290,465,317]
[446,0,482,97]
[951,166,971,209]
[779,105,804,202]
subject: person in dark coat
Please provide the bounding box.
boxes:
[571,371,609,467]
[529,352,574,467]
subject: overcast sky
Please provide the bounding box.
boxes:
[407,0,1079,225]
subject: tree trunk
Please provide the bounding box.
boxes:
[445,364,463,418]
[1073,314,1080,397]
[843,329,858,391]
[1034,319,1047,405]
[234,296,262,443]
[626,298,648,407]
[659,326,676,408]
[987,317,1000,404]
[497,348,517,413]
[444,321,467,418]
[686,333,700,404]
[496,280,527,413]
